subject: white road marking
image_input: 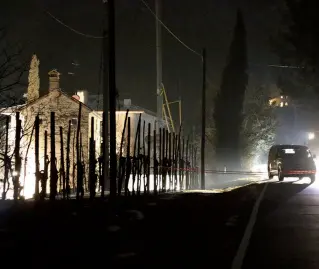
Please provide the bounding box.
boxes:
[231,183,268,269]
[226,215,238,227]
[117,252,136,259]
[107,225,121,232]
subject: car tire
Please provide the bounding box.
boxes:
[310,175,316,184]
[268,171,273,179]
[278,168,284,181]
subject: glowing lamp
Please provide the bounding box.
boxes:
[308,132,315,140]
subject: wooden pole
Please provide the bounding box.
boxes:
[50,112,57,200]
[80,132,87,193]
[147,123,151,194]
[2,116,9,200]
[137,116,141,195]
[162,129,165,191]
[168,132,172,190]
[41,130,48,200]
[201,48,206,190]
[178,131,181,190]
[119,110,129,159]
[142,120,146,194]
[154,127,157,194]
[76,103,82,200]
[118,110,129,195]
[186,137,189,190]
[89,117,96,199]
[60,126,66,199]
[125,117,131,196]
[159,128,162,191]
[13,112,21,201]
[66,120,71,198]
[35,115,40,199]
[72,130,76,193]
[182,136,185,190]
[172,133,176,190]
[80,132,86,195]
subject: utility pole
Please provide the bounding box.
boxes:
[201,48,206,190]
[108,0,117,198]
[156,0,163,120]
[102,0,109,197]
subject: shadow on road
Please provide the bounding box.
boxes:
[258,179,311,220]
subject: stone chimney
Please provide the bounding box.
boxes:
[77,90,88,105]
[48,69,61,91]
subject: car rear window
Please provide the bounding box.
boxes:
[279,148,312,158]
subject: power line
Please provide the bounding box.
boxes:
[46,11,105,39]
[267,64,302,69]
[140,0,202,59]
[250,63,303,69]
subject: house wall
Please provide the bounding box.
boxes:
[91,111,158,159]
[18,90,91,198]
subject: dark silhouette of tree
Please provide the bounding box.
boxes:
[273,0,319,106]
[213,9,248,170]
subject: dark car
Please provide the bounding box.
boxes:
[268,145,316,182]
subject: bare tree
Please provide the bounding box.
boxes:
[0,28,27,103]
[0,28,28,199]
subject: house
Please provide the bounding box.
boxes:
[0,69,98,198]
[0,68,164,199]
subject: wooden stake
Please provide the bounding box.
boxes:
[76,103,82,200]
[154,127,157,194]
[66,120,71,199]
[89,117,96,199]
[147,123,151,194]
[2,116,9,200]
[60,126,66,199]
[41,130,48,200]
[125,117,131,196]
[35,115,40,199]
[50,112,57,200]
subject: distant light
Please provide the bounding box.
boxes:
[281,96,283,99]
[285,102,288,106]
[280,102,284,107]
[308,132,315,140]
[12,171,18,176]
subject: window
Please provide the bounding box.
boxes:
[71,118,77,126]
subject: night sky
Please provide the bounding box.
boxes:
[0,0,282,130]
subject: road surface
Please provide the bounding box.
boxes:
[205,172,265,191]
[243,177,319,269]
[0,177,318,268]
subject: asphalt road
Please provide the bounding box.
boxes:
[243,177,319,269]
[205,172,265,191]
[0,176,318,268]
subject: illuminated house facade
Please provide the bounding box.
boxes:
[0,69,160,199]
[269,95,291,107]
